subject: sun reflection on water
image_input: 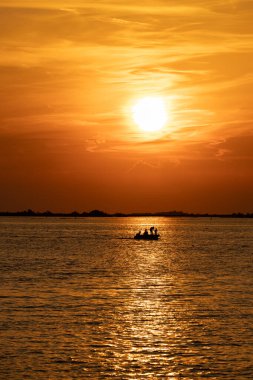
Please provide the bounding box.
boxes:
[87,242,190,378]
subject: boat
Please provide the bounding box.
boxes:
[134,227,160,240]
[134,233,160,240]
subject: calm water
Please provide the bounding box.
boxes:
[0,217,253,379]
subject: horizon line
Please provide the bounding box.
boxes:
[0,209,253,218]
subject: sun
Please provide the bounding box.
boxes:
[132,96,168,132]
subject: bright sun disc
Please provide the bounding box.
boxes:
[132,96,168,132]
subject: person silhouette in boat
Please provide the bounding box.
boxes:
[150,226,155,234]
[154,228,158,235]
[143,228,148,236]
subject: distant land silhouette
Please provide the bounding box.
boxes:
[0,209,252,218]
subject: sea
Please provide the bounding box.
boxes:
[0,217,253,379]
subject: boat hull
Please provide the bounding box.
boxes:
[134,234,160,240]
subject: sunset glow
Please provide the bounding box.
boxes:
[0,1,252,213]
[132,97,168,132]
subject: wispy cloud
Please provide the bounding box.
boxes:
[0,1,253,166]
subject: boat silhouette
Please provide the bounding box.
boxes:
[134,227,160,240]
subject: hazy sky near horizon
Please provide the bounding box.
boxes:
[0,0,252,213]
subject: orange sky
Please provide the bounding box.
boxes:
[0,0,252,213]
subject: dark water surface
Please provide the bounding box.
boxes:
[0,217,253,379]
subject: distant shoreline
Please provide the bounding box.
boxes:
[0,209,252,218]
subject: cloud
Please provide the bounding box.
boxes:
[1,0,253,160]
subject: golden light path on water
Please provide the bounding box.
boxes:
[0,217,253,379]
